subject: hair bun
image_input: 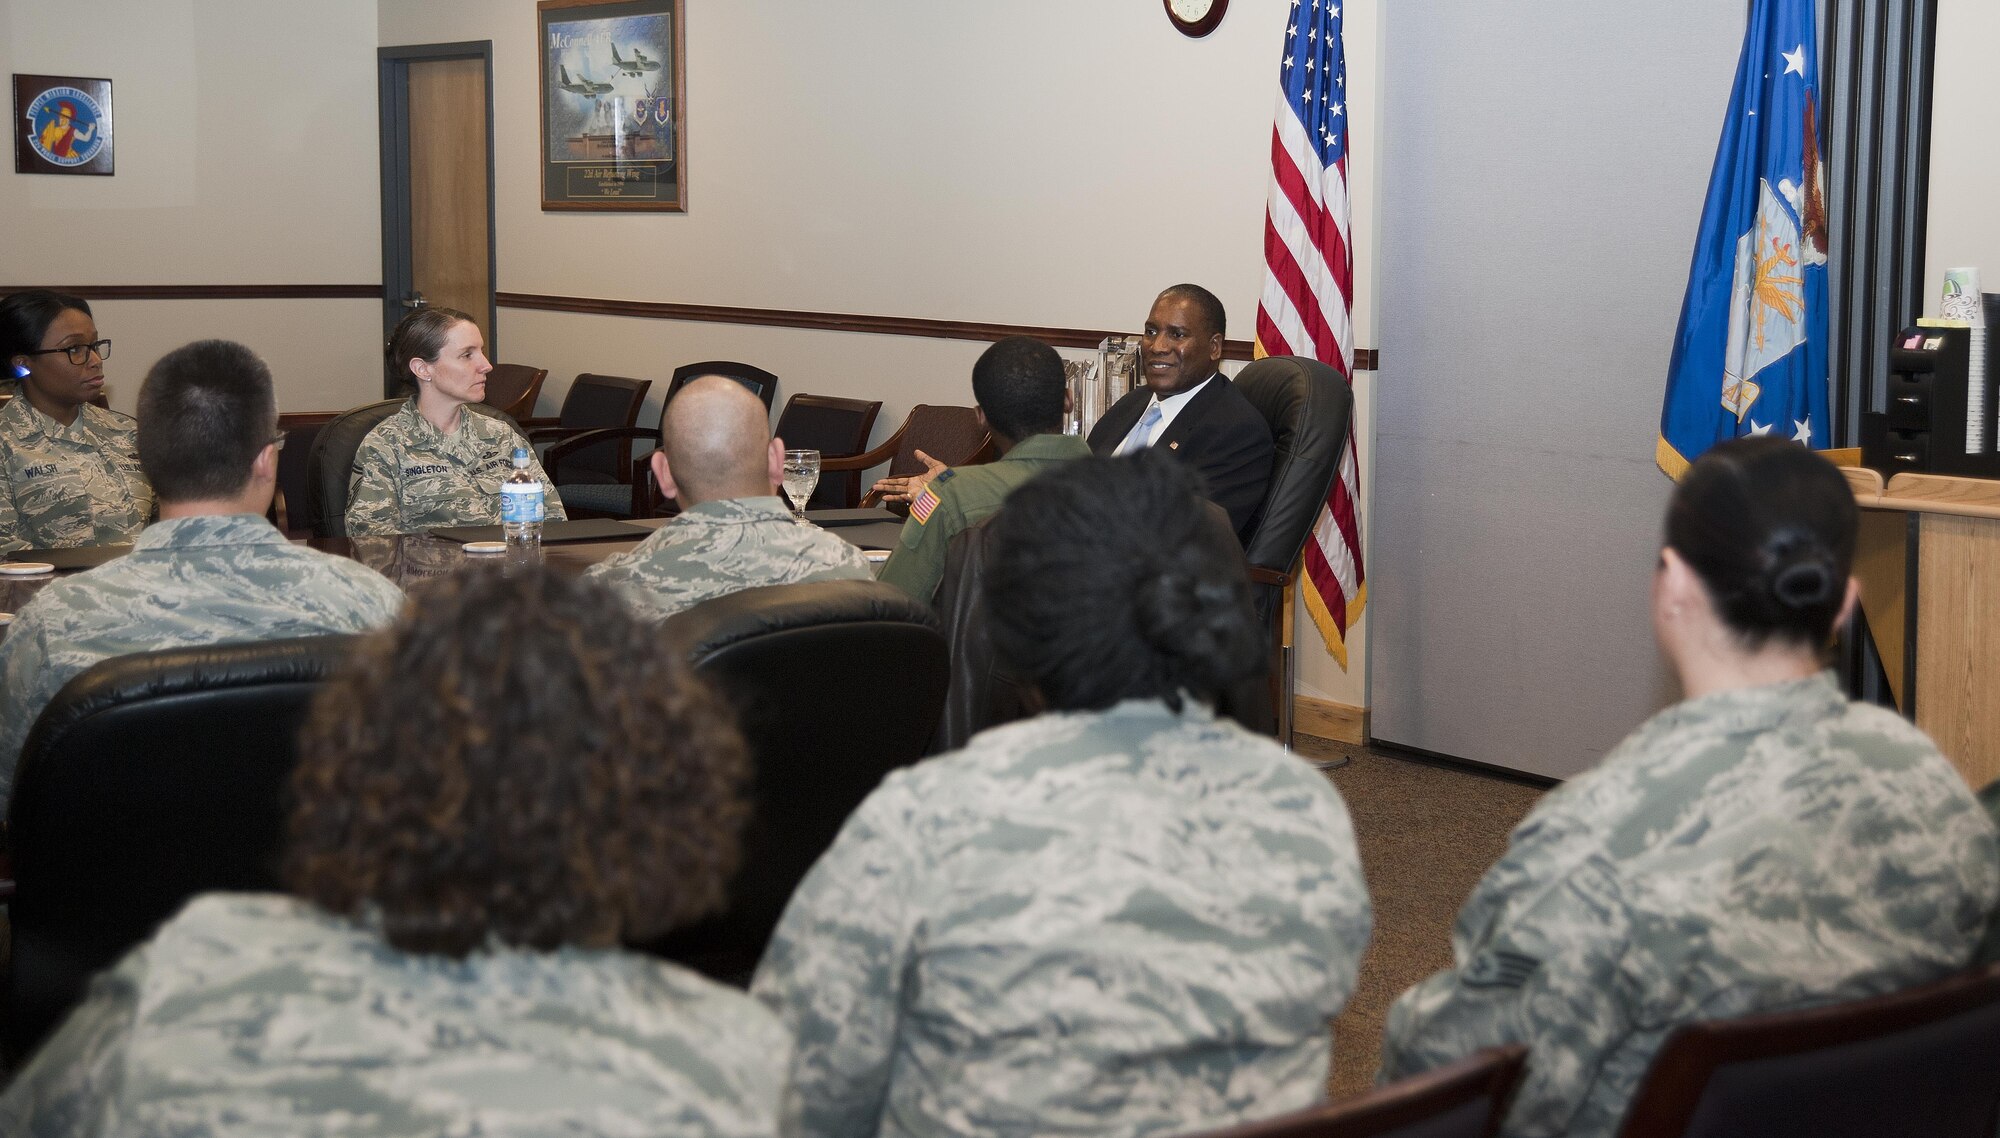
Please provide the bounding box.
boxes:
[1770,558,1835,609]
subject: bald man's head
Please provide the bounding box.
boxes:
[654,375,781,507]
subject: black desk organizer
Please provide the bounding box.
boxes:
[1862,293,2000,477]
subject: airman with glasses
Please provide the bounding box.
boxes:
[0,289,153,553]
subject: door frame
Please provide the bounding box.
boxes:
[378,40,498,399]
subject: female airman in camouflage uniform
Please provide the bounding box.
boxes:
[344,307,564,536]
[1380,437,2000,1138]
[753,452,1374,1138]
[0,290,152,553]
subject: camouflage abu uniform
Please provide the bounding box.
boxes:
[344,399,565,536]
[0,395,153,554]
[585,495,872,620]
[0,893,791,1138]
[0,514,404,795]
[1380,673,2000,1138]
[877,433,1093,604]
[752,699,1374,1138]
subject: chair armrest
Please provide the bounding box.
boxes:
[543,427,661,485]
[518,416,563,430]
[526,425,595,444]
[819,420,910,474]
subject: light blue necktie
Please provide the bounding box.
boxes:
[1115,402,1164,457]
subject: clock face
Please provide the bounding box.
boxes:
[1164,0,1226,37]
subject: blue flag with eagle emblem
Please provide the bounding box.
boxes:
[1659,0,1829,477]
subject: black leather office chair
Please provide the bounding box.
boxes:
[644,579,948,985]
[304,397,403,538]
[1615,964,2000,1138]
[1232,357,1355,742]
[774,393,882,509]
[1180,1047,1526,1138]
[665,360,780,411]
[5,635,358,1061]
[535,373,655,518]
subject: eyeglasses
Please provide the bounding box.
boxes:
[23,339,111,366]
[269,432,288,452]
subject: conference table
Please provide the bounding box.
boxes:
[0,510,908,643]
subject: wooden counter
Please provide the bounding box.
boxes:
[1852,471,2000,790]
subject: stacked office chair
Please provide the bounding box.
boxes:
[663,360,779,411]
[773,393,882,509]
[824,404,995,515]
[532,373,653,518]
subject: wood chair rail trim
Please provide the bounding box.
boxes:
[498,291,1381,370]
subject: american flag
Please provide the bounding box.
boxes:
[1254,0,1366,669]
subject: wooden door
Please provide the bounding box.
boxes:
[408,58,491,347]
[381,44,496,392]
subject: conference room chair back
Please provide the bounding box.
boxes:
[665,359,780,412]
[822,404,996,514]
[1178,1045,1527,1138]
[645,579,949,985]
[481,362,549,422]
[1614,962,2000,1138]
[272,418,327,536]
[1230,356,1355,741]
[4,634,359,1063]
[774,392,883,509]
[530,373,654,518]
[303,397,404,538]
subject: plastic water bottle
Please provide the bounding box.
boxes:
[500,447,545,545]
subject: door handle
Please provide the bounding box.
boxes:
[401,291,428,311]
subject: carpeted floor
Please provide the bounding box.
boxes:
[1294,734,1550,1100]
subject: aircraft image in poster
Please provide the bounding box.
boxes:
[556,64,614,98]
[609,44,661,76]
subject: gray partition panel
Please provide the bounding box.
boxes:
[1371,0,1746,778]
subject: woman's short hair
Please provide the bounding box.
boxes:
[983,449,1262,711]
[286,566,750,957]
[0,289,91,362]
[1666,436,1857,649]
[385,306,476,391]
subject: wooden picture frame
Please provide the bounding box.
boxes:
[13,74,114,176]
[537,0,685,212]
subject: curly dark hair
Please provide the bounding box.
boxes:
[984,449,1262,712]
[286,565,750,957]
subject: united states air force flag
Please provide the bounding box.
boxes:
[1659,0,1829,477]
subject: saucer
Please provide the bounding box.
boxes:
[0,562,55,576]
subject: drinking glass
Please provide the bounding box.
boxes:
[782,448,821,517]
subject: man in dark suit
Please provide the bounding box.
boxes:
[1087,284,1275,542]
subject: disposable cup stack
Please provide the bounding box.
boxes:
[1942,267,1985,454]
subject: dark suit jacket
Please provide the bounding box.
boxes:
[1087,374,1275,542]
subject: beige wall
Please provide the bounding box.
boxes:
[1923,0,1999,314]
[380,0,1382,706]
[0,0,384,412]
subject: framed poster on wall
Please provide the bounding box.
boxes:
[13,74,114,176]
[537,0,684,211]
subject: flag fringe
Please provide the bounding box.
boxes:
[1655,435,1692,481]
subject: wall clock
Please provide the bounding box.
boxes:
[1164,0,1227,38]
